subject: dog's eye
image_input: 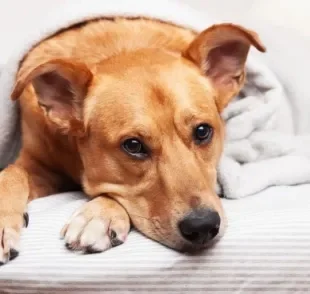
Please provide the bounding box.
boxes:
[193,124,213,145]
[122,138,149,159]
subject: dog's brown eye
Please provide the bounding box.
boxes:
[122,138,148,159]
[194,124,213,145]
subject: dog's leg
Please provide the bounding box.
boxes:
[0,165,29,264]
[0,152,63,264]
[61,197,130,253]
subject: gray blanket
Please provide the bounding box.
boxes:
[0,0,310,199]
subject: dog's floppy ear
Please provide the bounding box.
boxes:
[183,23,266,112]
[11,59,93,135]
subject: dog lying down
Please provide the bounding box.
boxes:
[0,17,265,264]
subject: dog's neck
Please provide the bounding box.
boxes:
[19,18,196,78]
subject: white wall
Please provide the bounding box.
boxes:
[195,0,310,37]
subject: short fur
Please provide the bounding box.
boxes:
[0,18,265,263]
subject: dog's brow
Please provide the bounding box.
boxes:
[118,125,154,142]
[180,109,214,127]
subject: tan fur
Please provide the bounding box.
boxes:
[0,18,265,261]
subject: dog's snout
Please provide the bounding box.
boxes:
[178,209,220,244]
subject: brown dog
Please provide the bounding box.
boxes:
[0,18,265,264]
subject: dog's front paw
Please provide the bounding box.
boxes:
[61,197,130,253]
[0,212,28,265]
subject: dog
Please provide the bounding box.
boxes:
[0,17,265,264]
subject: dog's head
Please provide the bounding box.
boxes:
[12,24,265,251]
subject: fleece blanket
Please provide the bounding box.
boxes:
[0,0,310,199]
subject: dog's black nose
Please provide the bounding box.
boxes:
[178,209,220,244]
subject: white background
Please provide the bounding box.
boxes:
[0,0,309,65]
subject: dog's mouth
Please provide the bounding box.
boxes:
[151,228,224,253]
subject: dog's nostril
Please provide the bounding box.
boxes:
[208,227,220,240]
[178,209,220,245]
[182,231,200,242]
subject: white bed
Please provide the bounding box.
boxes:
[0,185,309,294]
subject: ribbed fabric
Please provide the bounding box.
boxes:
[0,185,309,294]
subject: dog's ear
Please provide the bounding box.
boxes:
[183,23,266,112]
[11,59,93,135]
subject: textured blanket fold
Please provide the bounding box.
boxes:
[0,0,309,199]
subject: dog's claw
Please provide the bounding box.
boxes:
[23,212,29,228]
[110,230,117,239]
[0,227,20,264]
[9,248,19,260]
[86,246,102,254]
[65,241,80,251]
[110,230,124,247]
